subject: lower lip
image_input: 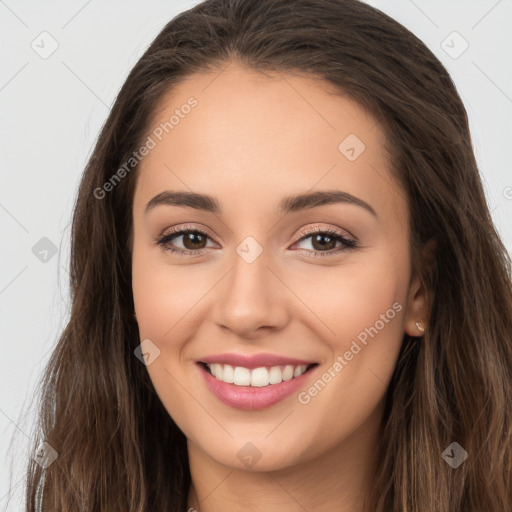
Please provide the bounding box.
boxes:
[198,363,317,410]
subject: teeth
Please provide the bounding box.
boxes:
[205,363,310,387]
[283,365,294,381]
[251,367,269,387]
[233,366,251,386]
[222,364,234,383]
[213,363,222,379]
[293,365,306,378]
[269,366,283,384]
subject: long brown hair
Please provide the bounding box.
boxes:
[21,0,512,510]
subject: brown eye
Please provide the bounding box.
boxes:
[292,227,357,258]
[156,228,215,255]
[309,233,338,251]
[180,231,208,250]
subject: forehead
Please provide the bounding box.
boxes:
[133,62,404,222]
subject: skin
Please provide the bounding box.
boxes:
[131,60,427,512]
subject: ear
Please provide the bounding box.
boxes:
[403,271,427,336]
[404,239,435,337]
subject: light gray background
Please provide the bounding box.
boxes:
[1,1,511,510]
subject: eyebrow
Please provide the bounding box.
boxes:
[145,189,377,218]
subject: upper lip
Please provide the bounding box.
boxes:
[198,352,317,369]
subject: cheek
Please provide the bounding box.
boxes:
[287,256,406,389]
[285,253,407,346]
[290,256,408,435]
[131,250,201,425]
[131,243,205,341]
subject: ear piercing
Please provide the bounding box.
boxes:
[415,321,425,333]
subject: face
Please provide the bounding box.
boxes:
[131,61,425,473]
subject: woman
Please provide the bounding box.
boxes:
[26,0,512,510]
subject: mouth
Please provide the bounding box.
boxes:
[196,361,320,410]
[199,361,318,387]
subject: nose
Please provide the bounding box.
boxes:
[212,251,290,340]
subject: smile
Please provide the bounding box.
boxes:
[204,362,314,387]
[197,354,319,410]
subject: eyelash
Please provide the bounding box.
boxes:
[154,224,357,259]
